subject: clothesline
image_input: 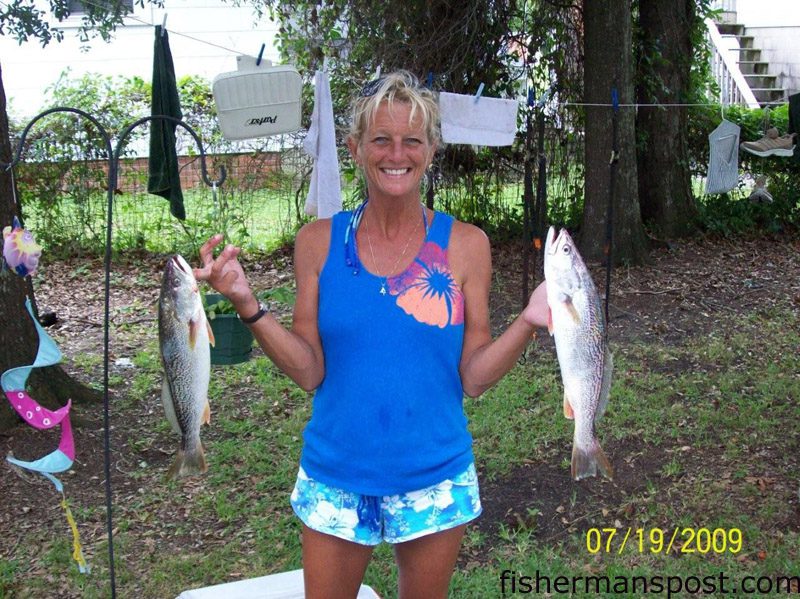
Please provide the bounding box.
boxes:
[116,14,242,56]
[561,101,788,108]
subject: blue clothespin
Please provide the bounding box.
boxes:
[474,82,485,104]
[611,87,619,112]
[256,43,266,66]
[538,86,552,109]
[527,87,535,108]
[426,72,433,89]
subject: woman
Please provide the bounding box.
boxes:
[194,70,549,598]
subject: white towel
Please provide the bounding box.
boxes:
[439,91,518,146]
[705,119,740,195]
[303,70,342,218]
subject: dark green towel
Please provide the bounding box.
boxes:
[148,25,185,220]
[789,92,800,164]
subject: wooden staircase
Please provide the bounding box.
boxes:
[716,22,786,106]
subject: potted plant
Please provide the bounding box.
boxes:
[203,287,295,365]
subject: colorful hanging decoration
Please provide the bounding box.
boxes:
[3,299,88,573]
[3,216,42,277]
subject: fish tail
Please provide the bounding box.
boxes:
[166,442,207,479]
[571,439,613,481]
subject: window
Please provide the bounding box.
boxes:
[67,0,133,15]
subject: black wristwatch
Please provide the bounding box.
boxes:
[239,301,269,324]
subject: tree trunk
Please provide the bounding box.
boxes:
[0,63,101,431]
[636,0,698,238]
[581,0,649,265]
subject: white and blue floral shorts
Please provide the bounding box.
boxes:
[290,463,482,546]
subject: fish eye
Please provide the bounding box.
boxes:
[562,245,571,254]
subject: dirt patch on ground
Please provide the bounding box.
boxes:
[1,233,799,591]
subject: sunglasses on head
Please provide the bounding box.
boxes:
[359,77,385,97]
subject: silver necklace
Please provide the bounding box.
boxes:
[364,205,424,295]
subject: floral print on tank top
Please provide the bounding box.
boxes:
[387,241,464,328]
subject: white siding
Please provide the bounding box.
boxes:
[737,0,800,27]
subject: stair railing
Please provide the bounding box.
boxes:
[705,17,761,109]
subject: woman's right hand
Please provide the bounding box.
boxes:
[193,234,256,313]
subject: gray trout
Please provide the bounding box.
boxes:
[544,227,613,480]
[158,255,215,478]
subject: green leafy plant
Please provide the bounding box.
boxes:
[204,286,296,320]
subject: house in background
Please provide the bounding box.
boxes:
[0,0,281,119]
[711,0,800,106]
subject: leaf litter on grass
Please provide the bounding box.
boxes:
[1,234,798,596]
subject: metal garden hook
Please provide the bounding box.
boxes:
[0,108,225,599]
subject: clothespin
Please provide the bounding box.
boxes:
[611,87,619,113]
[527,86,534,108]
[474,82,485,104]
[256,43,266,66]
[161,14,167,37]
[375,65,382,79]
[426,72,433,89]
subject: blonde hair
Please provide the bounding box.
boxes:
[348,70,440,147]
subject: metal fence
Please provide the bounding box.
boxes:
[11,108,589,258]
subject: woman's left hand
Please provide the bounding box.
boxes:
[522,280,549,329]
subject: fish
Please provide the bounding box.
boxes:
[543,226,613,481]
[158,254,215,478]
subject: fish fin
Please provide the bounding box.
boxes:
[547,308,554,335]
[161,379,181,435]
[206,319,216,347]
[166,441,207,479]
[571,440,613,481]
[563,392,575,420]
[188,319,199,350]
[203,401,211,425]
[556,291,581,324]
[564,299,581,324]
[595,349,613,421]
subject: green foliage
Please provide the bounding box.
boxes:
[7,70,309,256]
[0,0,162,46]
[263,0,585,237]
[204,286,296,319]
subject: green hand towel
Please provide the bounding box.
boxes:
[148,25,185,220]
[789,92,799,164]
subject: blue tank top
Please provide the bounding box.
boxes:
[300,205,474,496]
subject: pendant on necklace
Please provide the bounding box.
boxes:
[380,282,387,295]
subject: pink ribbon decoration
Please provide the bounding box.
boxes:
[2,299,75,490]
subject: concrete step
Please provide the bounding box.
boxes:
[738,61,771,75]
[716,22,744,36]
[751,87,787,104]
[728,47,763,62]
[744,74,779,89]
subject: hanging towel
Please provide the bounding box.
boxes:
[439,91,518,146]
[705,119,740,195]
[789,92,800,164]
[148,25,186,220]
[303,70,342,218]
